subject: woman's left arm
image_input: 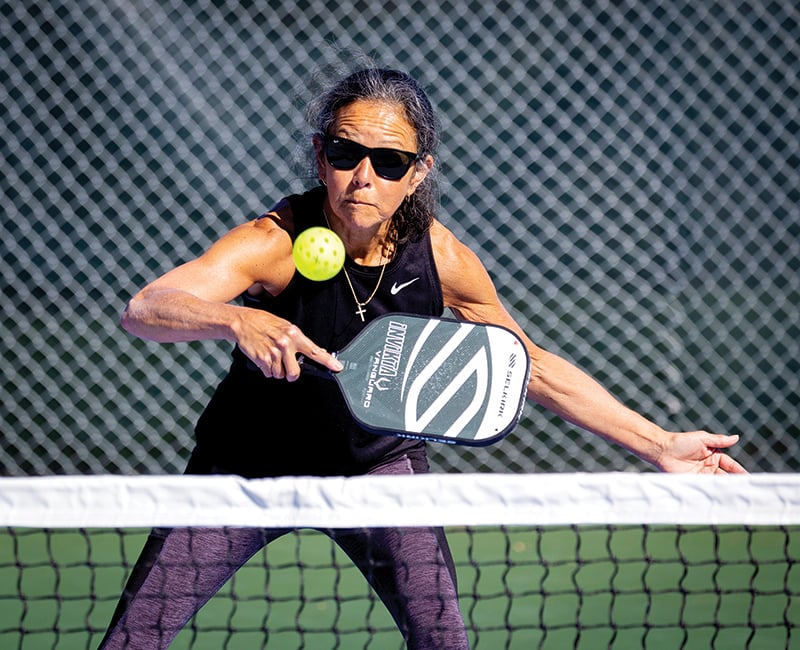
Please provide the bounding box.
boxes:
[431,221,747,474]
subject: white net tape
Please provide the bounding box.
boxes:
[3,473,799,528]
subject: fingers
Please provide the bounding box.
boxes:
[706,433,747,474]
[303,346,344,373]
[251,352,289,380]
[661,431,748,474]
[239,311,342,380]
[274,326,345,377]
[707,433,740,449]
[247,335,342,382]
[717,453,749,474]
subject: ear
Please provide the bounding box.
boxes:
[407,154,434,197]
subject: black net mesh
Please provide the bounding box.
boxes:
[2,0,798,475]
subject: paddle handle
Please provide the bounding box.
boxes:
[298,354,335,379]
[244,355,335,379]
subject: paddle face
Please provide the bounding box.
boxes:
[329,314,530,446]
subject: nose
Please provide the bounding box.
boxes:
[350,155,375,187]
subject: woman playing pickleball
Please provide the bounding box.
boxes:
[100,66,746,649]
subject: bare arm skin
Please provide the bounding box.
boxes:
[120,213,343,381]
[431,220,746,474]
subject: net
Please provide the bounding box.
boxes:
[1,473,798,649]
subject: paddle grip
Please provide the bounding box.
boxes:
[297,354,335,379]
[244,355,334,379]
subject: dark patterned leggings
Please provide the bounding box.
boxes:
[98,461,469,649]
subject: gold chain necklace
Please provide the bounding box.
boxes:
[323,210,387,322]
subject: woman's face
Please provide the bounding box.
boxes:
[316,99,432,235]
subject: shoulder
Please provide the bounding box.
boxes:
[215,207,291,255]
[202,200,297,296]
[429,219,501,316]
[245,185,324,240]
[429,219,485,273]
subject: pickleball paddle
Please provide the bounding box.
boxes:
[300,313,530,446]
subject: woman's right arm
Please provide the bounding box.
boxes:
[120,219,291,342]
[120,217,342,380]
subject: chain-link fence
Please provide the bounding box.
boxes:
[2,0,798,476]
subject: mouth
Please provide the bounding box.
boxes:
[345,199,375,208]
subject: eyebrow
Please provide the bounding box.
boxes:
[331,128,416,151]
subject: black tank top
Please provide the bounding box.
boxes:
[192,186,445,477]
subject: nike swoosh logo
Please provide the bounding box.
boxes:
[390,277,420,295]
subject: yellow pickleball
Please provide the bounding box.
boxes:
[292,227,345,281]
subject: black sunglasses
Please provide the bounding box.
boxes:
[323,135,419,181]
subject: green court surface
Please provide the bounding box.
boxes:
[1,525,797,649]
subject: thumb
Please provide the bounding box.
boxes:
[706,433,740,449]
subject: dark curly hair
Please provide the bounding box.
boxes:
[305,67,440,243]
